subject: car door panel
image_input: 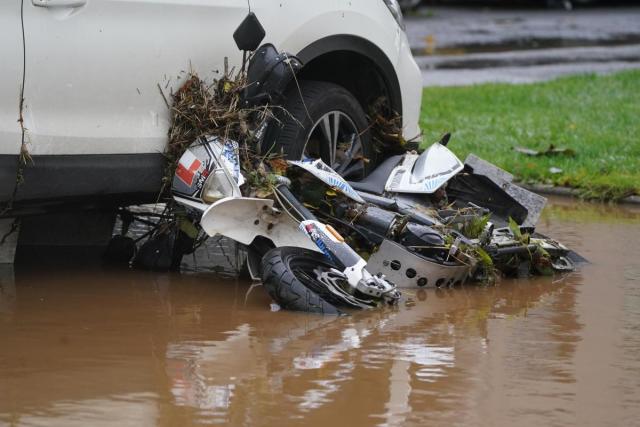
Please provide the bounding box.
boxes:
[24,0,247,156]
[0,0,23,202]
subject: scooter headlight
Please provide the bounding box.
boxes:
[382,0,405,31]
[202,168,237,203]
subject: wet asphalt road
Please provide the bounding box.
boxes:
[406,6,640,85]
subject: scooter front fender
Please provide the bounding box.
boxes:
[200,197,320,252]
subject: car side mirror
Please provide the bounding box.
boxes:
[233,12,266,52]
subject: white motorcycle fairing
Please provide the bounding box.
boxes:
[385,142,464,194]
[288,159,366,204]
[199,197,320,252]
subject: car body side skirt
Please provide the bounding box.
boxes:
[0,153,165,217]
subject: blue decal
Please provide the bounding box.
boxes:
[300,223,335,262]
[221,141,241,180]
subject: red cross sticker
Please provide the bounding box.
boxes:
[176,151,202,187]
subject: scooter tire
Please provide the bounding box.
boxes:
[261,247,345,315]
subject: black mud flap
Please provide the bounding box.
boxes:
[447,173,528,226]
[133,228,195,272]
[134,231,176,272]
[246,236,277,281]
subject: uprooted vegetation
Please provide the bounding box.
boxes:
[161,70,411,200]
[367,97,413,155]
[160,68,281,199]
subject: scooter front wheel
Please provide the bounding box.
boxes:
[261,247,350,315]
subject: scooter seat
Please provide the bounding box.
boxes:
[348,155,403,195]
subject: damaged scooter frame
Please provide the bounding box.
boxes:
[172,134,401,308]
[291,140,576,289]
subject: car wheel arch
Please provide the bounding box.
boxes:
[294,35,402,118]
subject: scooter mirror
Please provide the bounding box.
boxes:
[233,12,266,52]
[438,132,451,147]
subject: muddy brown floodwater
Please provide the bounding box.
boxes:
[1,197,639,427]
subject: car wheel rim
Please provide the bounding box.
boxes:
[302,111,365,179]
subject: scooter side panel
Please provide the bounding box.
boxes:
[288,159,366,204]
[368,240,470,288]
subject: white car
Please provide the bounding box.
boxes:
[0,0,422,216]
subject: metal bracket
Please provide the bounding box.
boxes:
[368,240,470,288]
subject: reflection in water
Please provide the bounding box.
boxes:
[398,341,455,382]
[293,327,365,370]
[1,197,639,426]
[0,265,15,317]
[165,326,252,422]
[11,393,158,427]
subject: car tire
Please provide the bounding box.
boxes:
[266,80,373,180]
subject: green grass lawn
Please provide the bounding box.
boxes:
[419,70,640,200]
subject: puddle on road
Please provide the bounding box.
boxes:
[411,33,640,57]
[1,197,639,426]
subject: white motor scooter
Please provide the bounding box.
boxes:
[171,135,400,314]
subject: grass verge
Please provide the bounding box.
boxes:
[419,70,640,200]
